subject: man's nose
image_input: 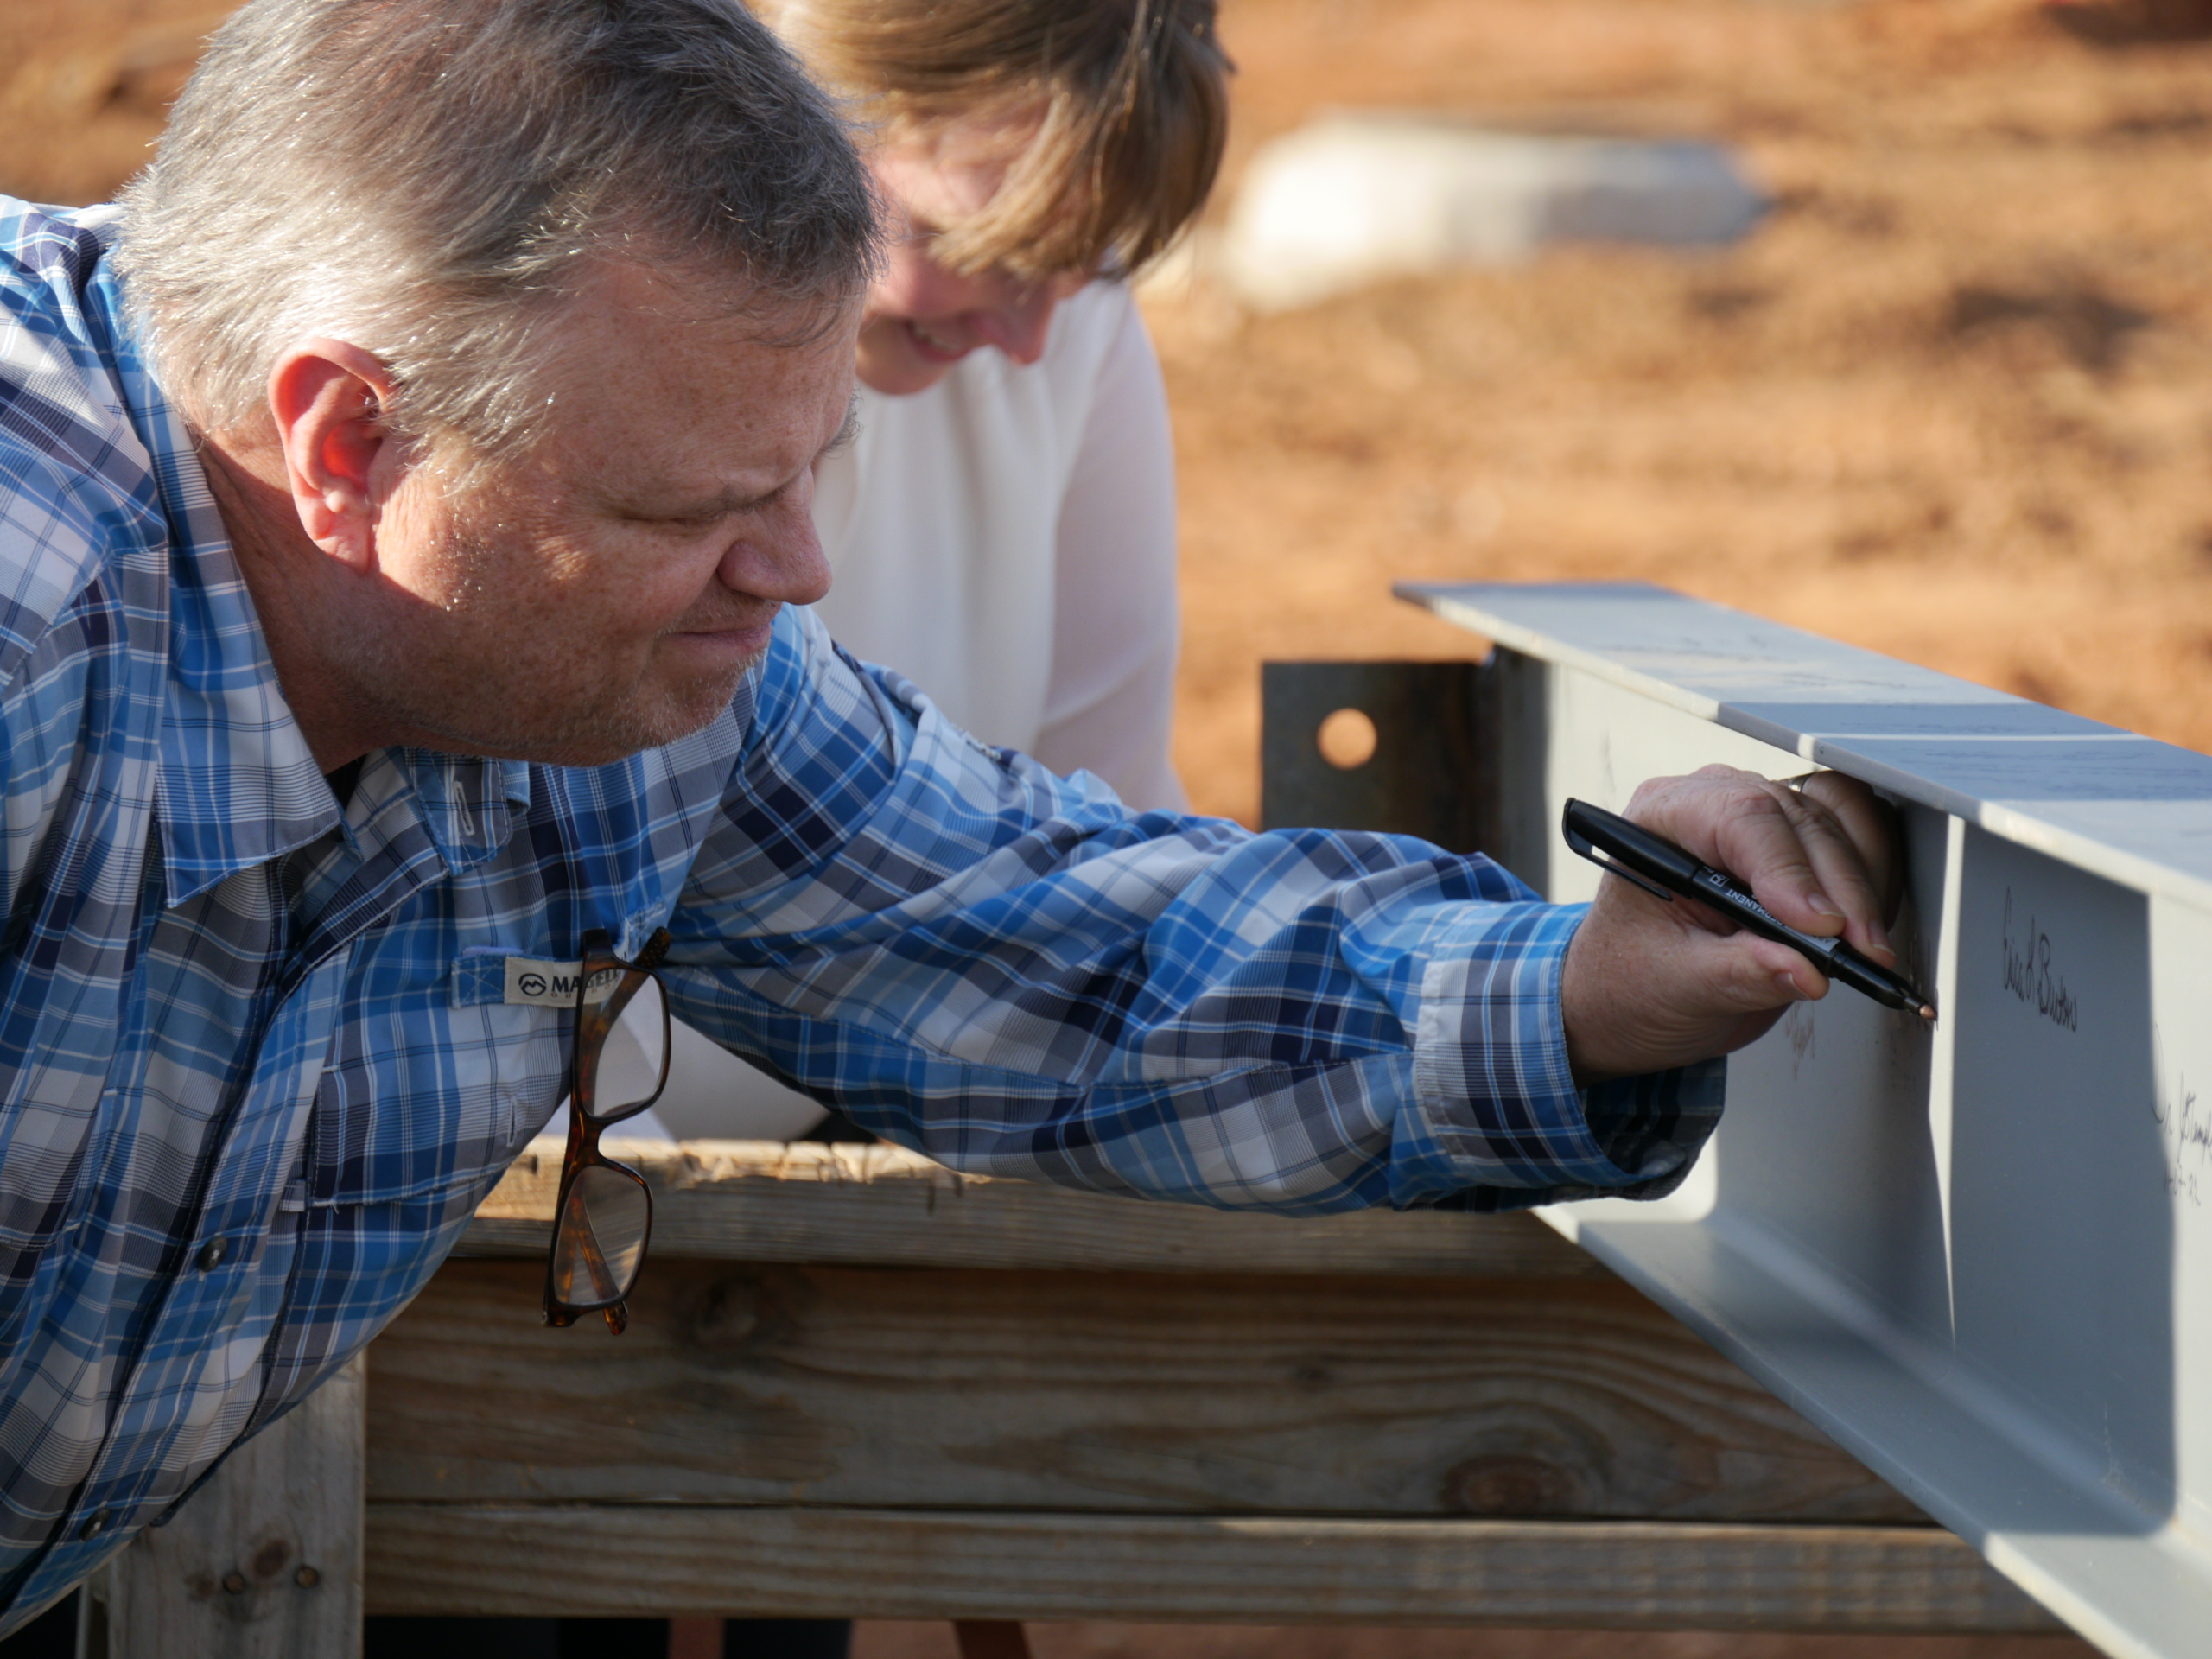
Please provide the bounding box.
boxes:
[717,496,831,607]
[973,288,1060,365]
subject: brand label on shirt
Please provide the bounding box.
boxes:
[502,957,624,1009]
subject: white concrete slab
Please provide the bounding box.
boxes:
[1222,118,1764,310]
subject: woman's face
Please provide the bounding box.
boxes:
[856,129,1090,397]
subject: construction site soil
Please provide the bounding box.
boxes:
[0,0,2182,1653]
[9,0,2210,827]
[1150,0,2212,826]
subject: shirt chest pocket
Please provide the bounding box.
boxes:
[310,974,569,1208]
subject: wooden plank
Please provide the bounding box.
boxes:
[366,1260,1920,1524]
[84,1357,364,1659]
[457,1139,1607,1279]
[363,1505,2061,1632]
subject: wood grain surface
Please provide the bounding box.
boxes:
[88,1357,365,1659]
[457,1140,1607,1279]
[363,1505,2057,1631]
[366,1260,1920,1525]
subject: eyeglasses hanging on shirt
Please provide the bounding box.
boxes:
[542,927,671,1334]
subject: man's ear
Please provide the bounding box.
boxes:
[267,340,406,572]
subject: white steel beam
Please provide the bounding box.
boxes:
[1400,579,2212,1659]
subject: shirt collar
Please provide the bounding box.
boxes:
[87,270,336,905]
[149,438,340,903]
[397,752,535,874]
[100,251,536,900]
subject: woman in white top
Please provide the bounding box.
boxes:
[611,0,1233,1146]
[815,275,1185,810]
[782,0,1229,810]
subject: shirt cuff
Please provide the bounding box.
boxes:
[1395,902,1726,1210]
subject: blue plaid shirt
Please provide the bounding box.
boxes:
[0,196,1719,1625]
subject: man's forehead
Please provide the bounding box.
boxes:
[517,268,855,510]
[542,258,857,433]
[579,254,860,342]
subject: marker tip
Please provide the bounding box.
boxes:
[1916,1002,1936,1022]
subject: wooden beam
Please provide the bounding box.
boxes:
[458,1140,1606,1279]
[84,1357,364,1659]
[367,1261,1919,1525]
[363,1505,2060,1633]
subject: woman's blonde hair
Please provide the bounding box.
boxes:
[762,0,1230,279]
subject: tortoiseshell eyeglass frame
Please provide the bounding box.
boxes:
[541,927,671,1335]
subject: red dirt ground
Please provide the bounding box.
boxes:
[1153,0,2212,825]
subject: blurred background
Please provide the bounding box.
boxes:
[1147,0,2212,824]
[2,0,2196,1653]
[10,0,2212,825]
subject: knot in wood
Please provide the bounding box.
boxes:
[678,1274,764,1357]
[250,1535,294,1580]
[1442,1454,1588,1517]
[677,1268,810,1363]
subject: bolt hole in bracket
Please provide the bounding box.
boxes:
[1260,659,1518,865]
[1316,707,1379,770]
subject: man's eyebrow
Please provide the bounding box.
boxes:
[645,400,862,520]
[641,485,762,520]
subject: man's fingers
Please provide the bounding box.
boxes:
[1759,773,1897,960]
[1629,771,1838,938]
[1749,933,1829,1002]
[1761,790,1893,959]
[1796,771,1904,922]
[1564,765,1904,1083]
[1627,767,1893,959]
[1693,925,1830,1011]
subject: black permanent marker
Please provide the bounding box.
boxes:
[1560,798,1936,1020]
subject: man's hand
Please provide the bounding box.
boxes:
[1559,766,1904,1084]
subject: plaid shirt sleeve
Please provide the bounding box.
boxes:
[662,609,1723,1214]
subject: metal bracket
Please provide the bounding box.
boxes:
[1258,656,1553,888]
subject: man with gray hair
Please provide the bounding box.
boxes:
[0,0,1897,1630]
